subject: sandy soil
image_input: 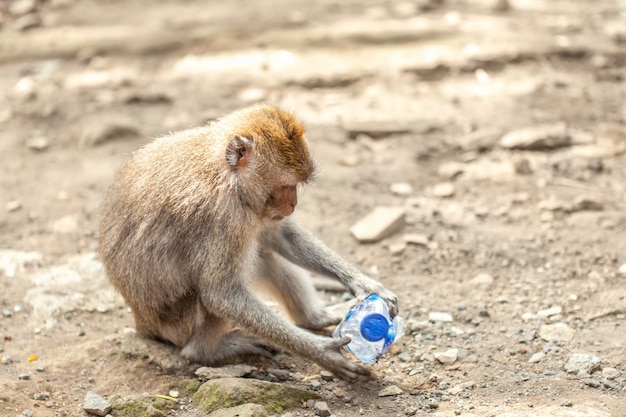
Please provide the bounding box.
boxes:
[1,0,625,416]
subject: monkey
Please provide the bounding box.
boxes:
[98,104,398,381]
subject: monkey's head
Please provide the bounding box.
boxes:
[222,104,315,221]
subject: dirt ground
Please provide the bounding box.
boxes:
[1,0,626,416]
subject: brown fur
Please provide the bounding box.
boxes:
[98,104,398,381]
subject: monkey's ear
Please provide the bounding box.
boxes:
[225,135,253,169]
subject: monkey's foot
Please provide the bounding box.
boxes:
[181,330,275,364]
[296,309,341,331]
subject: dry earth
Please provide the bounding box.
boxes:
[1,0,626,416]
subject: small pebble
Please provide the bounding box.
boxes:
[2,356,13,365]
[560,399,573,407]
[432,182,455,198]
[45,401,54,408]
[36,366,46,372]
[1,308,11,318]
[320,370,334,381]
[528,352,546,363]
[309,380,321,391]
[6,200,22,212]
[34,392,50,400]
[582,378,600,388]
[22,411,35,417]
[18,373,30,380]
[378,385,403,397]
[405,406,418,416]
[428,312,453,322]
[601,367,620,380]
[168,389,179,398]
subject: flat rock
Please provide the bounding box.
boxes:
[83,391,112,417]
[539,322,574,343]
[350,206,405,243]
[564,353,601,375]
[195,364,255,380]
[499,122,570,150]
[537,305,562,318]
[378,385,403,397]
[193,378,318,414]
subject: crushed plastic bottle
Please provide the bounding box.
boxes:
[332,294,404,363]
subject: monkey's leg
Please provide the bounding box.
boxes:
[180,309,274,364]
[258,250,340,331]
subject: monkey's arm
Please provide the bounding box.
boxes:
[265,219,398,316]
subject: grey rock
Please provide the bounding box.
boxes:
[2,355,13,364]
[22,411,35,417]
[564,353,601,375]
[320,370,334,381]
[18,373,30,380]
[314,401,331,417]
[34,392,50,400]
[195,364,255,380]
[500,123,570,150]
[582,378,601,388]
[378,385,403,397]
[83,391,112,416]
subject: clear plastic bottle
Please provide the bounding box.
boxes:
[332,294,404,363]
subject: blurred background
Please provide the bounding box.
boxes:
[0,0,625,416]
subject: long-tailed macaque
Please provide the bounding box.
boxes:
[98,104,398,381]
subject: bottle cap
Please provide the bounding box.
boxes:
[360,313,389,342]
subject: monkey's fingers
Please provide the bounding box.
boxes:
[328,336,352,349]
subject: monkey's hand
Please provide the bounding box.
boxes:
[350,275,399,317]
[313,336,373,382]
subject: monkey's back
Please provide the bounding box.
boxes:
[98,125,233,328]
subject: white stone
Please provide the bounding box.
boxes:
[350,206,406,243]
[390,182,413,196]
[564,353,601,375]
[618,263,626,275]
[432,182,455,198]
[602,367,620,380]
[537,305,562,318]
[469,273,494,287]
[378,385,403,397]
[528,352,546,363]
[434,348,458,365]
[500,123,570,150]
[428,312,453,322]
[539,322,574,343]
